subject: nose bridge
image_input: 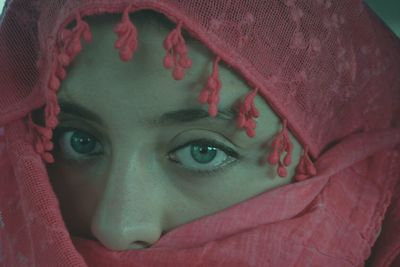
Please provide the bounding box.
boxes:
[91,148,165,250]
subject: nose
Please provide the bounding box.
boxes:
[90,153,165,251]
[91,220,162,250]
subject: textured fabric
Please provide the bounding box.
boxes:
[1,0,400,266]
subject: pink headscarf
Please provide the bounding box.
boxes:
[1,0,400,266]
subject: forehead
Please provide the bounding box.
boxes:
[57,11,254,123]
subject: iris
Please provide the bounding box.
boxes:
[70,131,96,154]
[190,144,217,164]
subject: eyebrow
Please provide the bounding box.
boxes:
[58,101,237,126]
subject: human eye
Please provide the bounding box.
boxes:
[167,138,240,174]
[53,127,104,161]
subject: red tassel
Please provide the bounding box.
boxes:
[56,13,92,74]
[163,22,192,80]
[49,75,61,91]
[55,12,92,90]
[114,5,138,61]
[294,146,317,181]
[265,119,293,178]
[29,83,61,163]
[42,152,55,163]
[38,12,92,163]
[28,114,55,164]
[277,162,287,177]
[63,13,92,61]
[236,88,259,137]
[198,57,222,117]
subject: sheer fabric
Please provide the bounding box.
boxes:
[0,0,400,266]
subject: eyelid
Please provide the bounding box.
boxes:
[168,138,240,159]
[168,128,242,151]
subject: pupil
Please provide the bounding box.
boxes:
[191,144,217,164]
[70,131,96,154]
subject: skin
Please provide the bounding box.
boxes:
[47,11,303,251]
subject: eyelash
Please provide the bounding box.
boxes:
[52,127,240,174]
[167,138,240,175]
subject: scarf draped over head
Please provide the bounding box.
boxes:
[1,0,400,266]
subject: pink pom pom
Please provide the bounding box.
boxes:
[49,76,60,91]
[56,67,67,80]
[283,153,292,166]
[35,142,44,154]
[163,54,174,69]
[268,151,279,165]
[179,56,192,68]
[246,127,256,138]
[120,47,133,62]
[58,53,70,66]
[247,119,256,130]
[71,41,82,55]
[163,36,173,50]
[278,165,287,178]
[83,29,93,43]
[47,117,58,128]
[42,152,55,163]
[207,77,219,90]
[173,67,185,80]
[44,141,54,151]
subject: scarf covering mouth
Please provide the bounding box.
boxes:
[1,0,400,266]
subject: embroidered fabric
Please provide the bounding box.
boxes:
[0,0,400,266]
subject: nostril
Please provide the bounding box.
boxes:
[130,240,152,249]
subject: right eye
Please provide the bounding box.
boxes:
[54,128,103,160]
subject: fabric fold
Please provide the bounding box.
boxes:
[69,128,400,266]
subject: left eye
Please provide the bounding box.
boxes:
[168,139,239,172]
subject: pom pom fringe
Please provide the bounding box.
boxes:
[236,88,260,137]
[163,22,193,80]
[198,56,222,117]
[29,12,92,163]
[26,7,318,186]
[294,146,317,181]
[114,5,138,61]
[58,13,93,64]
[265,119,293,178]
[28,114,55,163]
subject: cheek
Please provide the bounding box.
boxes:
[208,162,291,205]
[170,159,291,218]
[47,161,106,234]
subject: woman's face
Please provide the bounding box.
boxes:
[47,12,302,251]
